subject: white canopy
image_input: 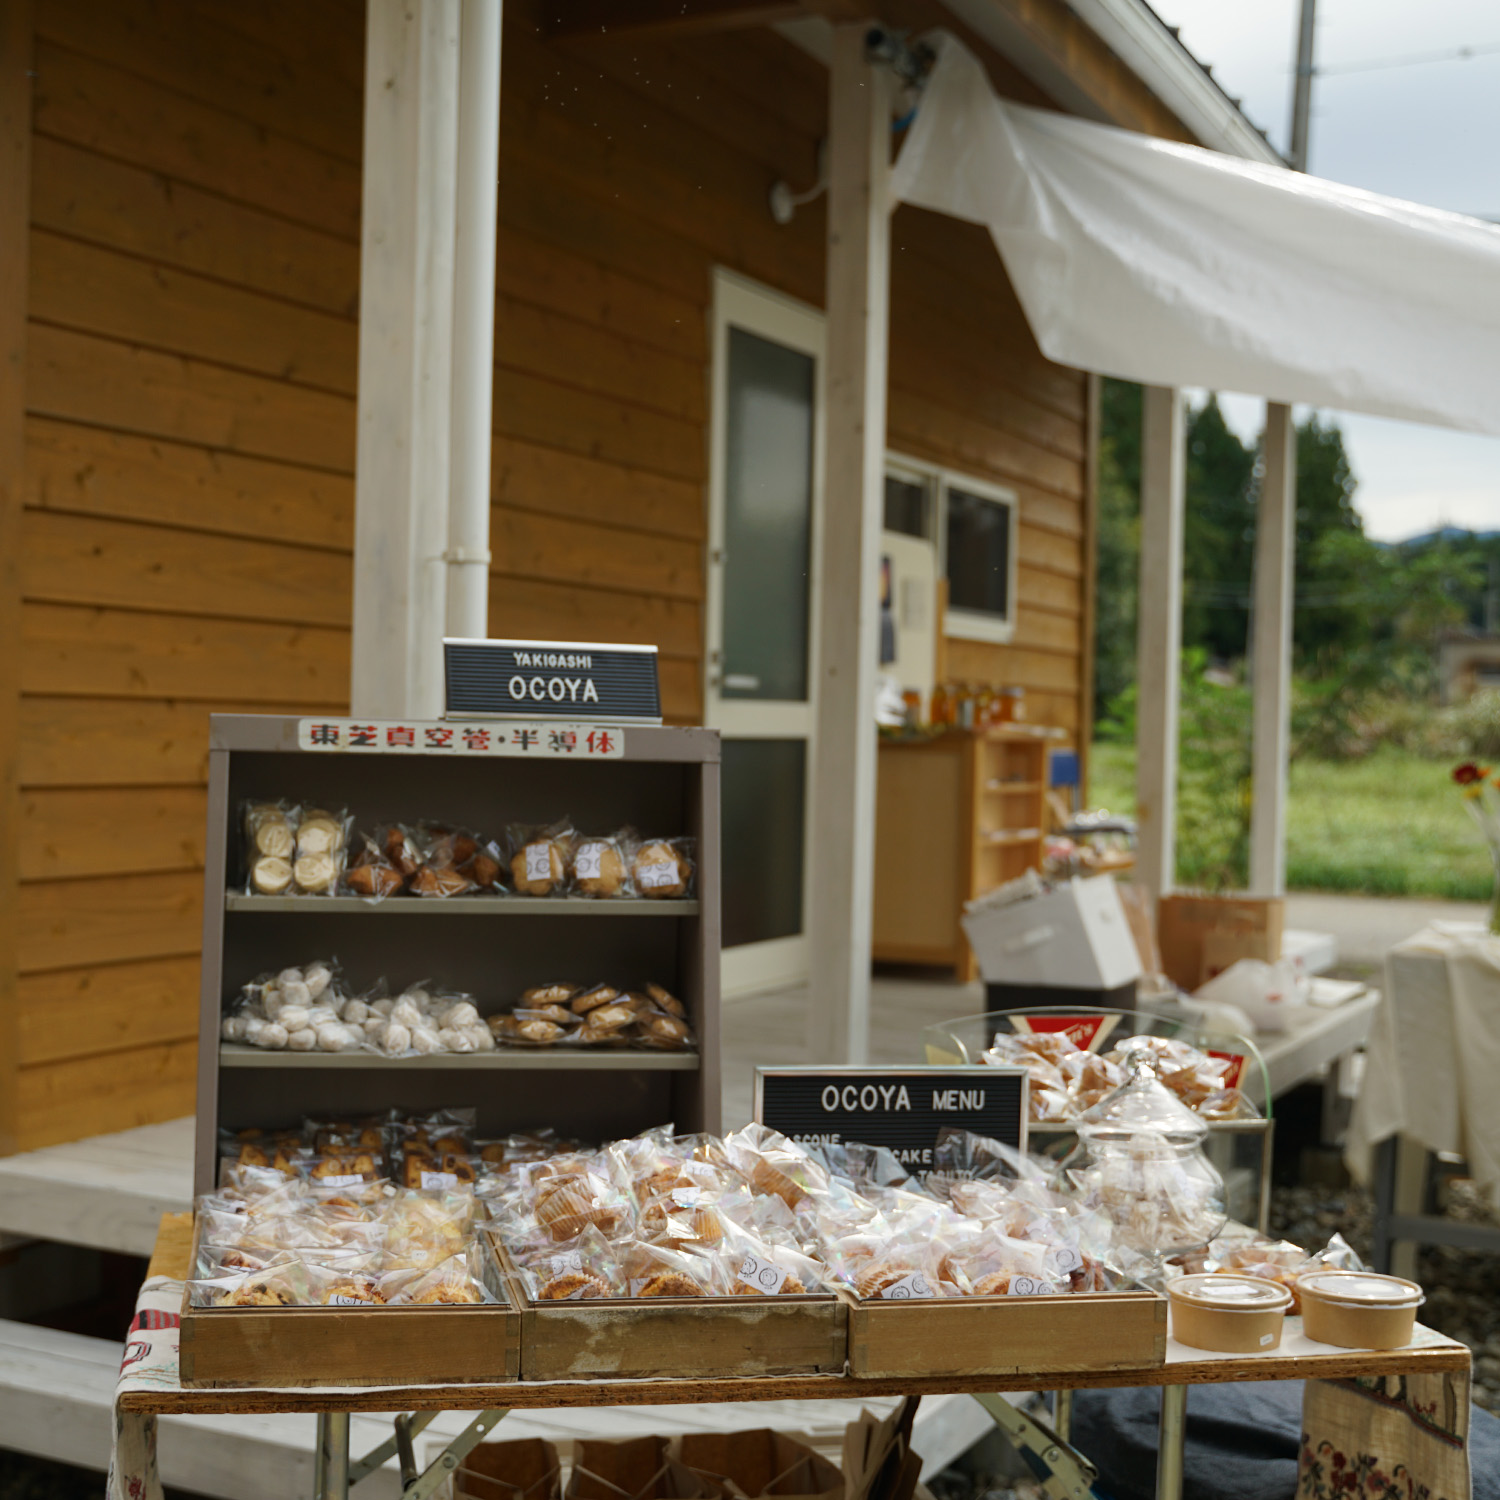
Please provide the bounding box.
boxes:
[890,34,1500,436]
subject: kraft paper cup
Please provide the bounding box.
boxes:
[1168,1273,1293,1353]
[1298,1271,1424,1350]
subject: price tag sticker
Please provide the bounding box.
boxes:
[329,1293,369,1307]
[548,1251,584,1277]
[1006,1275,1046,1296]
[525,844,552,882]
[878,1272,935,1300]
[1045,1246,1083,1277]
[319,1174,364,1188]
[735,1252,788,1296]
[638,861,677,890]
[575,843,604,880]
[421,1171,459,1191]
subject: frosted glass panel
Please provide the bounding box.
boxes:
[721,739,806,948]
[722,327,815,702]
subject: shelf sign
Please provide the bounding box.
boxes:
[1008,1014,1121,1054]
[755,1066,1027,1168]
[444,638,661,723]
[296,717,624,758]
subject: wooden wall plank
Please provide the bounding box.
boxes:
[31,137,359,316]
[22,603,349,704]
[18,955,198,1067]
[492,435,703,542]
[35,0,362,164]
[21,509,352,627]
[1018,522,1082,578]
[16,1037,198,1150]
[490,508,701,602]
[27,323,356,472]
[491,363,701,483]
[185,0,366,99]
[18,868,201,973]
[1017,567,1080,615]
[485,577,700,660]
[0,0,33,1156]
[18,697,338,787]
[496,293,705,424]
[20,785,206,881]
[17,955,199,1066]
[659,657,702,725]
[497,227,704,363]
[30,231,358,393]
[32,39,361,240]
[25,418,354,550]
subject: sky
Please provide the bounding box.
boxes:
[1155,0,1500,541]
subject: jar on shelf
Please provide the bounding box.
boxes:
[997,685,1027,723]
[1064,1048,1227,1260]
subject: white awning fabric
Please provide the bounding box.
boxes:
[890,34,1500,436]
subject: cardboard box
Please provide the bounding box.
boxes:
[459,1440,563,1500]
[1157,894,1285,989]
[961,876,1143,991]
[677,1431,843,1500]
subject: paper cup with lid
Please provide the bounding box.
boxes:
[1168,1273,1293,1353]
[1298,1270,1424,1349]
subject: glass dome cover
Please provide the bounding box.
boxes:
[1075,1047,1210,1144]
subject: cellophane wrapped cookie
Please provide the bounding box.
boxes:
[344,832,405,901]
[221,959,346,1053]
[292,806,351,895]
[508,819,576,897]
[571,829,635,898]
[243,800,298,895]
[630,837,695,900]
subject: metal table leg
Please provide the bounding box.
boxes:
[1156,1384,1187,1500]
[1053,1388,1073,1443]
[969,1392,1096,1499]
[324,1413,351,1500]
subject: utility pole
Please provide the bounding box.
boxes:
[1289,0,1317,170]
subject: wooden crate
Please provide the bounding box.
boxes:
[842,1288,1165,1378]
[178,1218,520,1388]
[495,1244,847,1381]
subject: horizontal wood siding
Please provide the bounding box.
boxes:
[10,0,1109,1148]
[15,0,362,1147]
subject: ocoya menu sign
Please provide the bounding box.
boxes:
[754,1066,1028,1168]
[444,638,661,723]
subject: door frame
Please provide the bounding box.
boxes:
[705,268,827,998]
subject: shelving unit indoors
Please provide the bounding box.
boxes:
[872,728,1053,980]
[194,714,721,1195]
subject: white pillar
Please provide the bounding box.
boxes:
[1135,386,1186,905]
[446,0,502,640]
[1250,401,1296,894]
[351,0,460,718]
[807,25,891,1065]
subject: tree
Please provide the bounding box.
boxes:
[1292,414,1366,666]
[1183,396,1255,660]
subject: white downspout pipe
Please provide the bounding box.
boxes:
[446,0,502,639]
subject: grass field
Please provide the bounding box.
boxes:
[1089,742,1495,900]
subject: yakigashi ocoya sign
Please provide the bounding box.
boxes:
[444,638,661,723]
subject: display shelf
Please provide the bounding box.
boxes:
[225,894,699,916]
[218,1044,699,1071]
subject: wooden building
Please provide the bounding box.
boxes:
[0,0,1274,1153]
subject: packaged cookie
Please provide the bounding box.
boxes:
[508,819,576,897]
[572,830,634,898]
[292,807,351,895]
[631,837,695,899]
[243,800,297,895]
[634,1003,696,1052]
[344,833,405,901]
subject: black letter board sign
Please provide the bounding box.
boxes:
[755,1066,1028,1168]
[444,637,661,723]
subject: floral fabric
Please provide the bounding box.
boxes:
[1299,1372,1471,1499]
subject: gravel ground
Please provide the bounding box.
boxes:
[1271,1179,1500,1410]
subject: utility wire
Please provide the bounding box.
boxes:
[1316,39,1500,77]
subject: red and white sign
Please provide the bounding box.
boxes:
[1208,1050,1248,1089]
[1009,1014,1122,1053]
[297,717,624,759]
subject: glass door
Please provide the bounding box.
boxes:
[706,271,824,997]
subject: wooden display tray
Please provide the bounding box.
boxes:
[178,1215,520,1389]
[493,1240,847,1381]
[841,1287,1166,1378]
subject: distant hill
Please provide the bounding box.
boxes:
[1383,525,1500,549]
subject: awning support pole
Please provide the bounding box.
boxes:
[807,24,892,1064]
[1135,385,1185,906]
[1249,400,1296,894]
[446,0,502,640]
[351,0,460,718]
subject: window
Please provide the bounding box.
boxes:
[944,479,1018,643]
[885,456,1019,645]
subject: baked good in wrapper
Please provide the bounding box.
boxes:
[573,833,633,898]
[509,819,576,896]
[631,838,694,899]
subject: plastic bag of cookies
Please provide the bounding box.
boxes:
[630,836,695,899]
[571,829,635,898]
[508,819,576,897]
[243,800,299,895]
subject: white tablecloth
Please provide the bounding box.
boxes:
[1347,921,1500,1195]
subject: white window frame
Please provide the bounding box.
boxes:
[885,453,1020,645]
